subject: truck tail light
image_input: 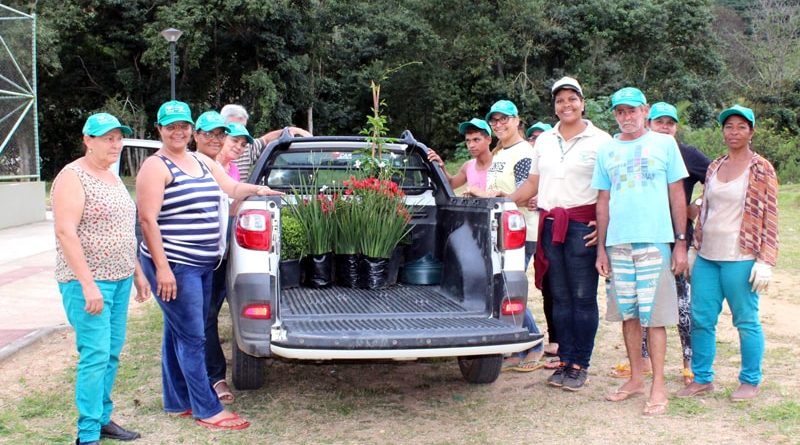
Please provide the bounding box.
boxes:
[502,210,526,250]
[501,298,526,316]
[236,210,272,250]
[242,303,271,320]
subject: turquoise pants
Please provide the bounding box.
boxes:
[690,256,763,386]
[59,277,133,443]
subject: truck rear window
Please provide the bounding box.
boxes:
[265,148,432,194]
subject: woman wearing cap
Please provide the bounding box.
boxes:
[191,111,238,406]
[482,99,545,371]
[52,113,150,444]
[526,122,553,145]
[506,77,612,391]
[218,122,254,181]
[677,105,778,402]
[136,100,281,430]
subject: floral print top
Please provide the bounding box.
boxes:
[55,164,137,282]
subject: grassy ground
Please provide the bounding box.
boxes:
[3,185,798,445]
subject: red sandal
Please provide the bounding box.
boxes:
[195,412,250,431]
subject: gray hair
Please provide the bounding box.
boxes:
[220,104,249,122]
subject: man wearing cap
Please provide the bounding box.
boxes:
[484,99,545,370]
[427,118,493,195]
[610,102,711,384]
[526,122,553,145]
[507,76,612,389]
[53,113,150,444]
[592,87,689,415]
[220,104,312,180]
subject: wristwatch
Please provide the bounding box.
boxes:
[675,233,687,241]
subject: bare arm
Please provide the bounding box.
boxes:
[668,181,688,275]
[258,126,312,145]
[52,168,104,315]
[595,190,610,277]
[136,156,176,301]
[195,152,283,199]
[507,174,539,205]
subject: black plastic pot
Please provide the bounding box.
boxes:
[279,259,301,289]
[334,253,360,288]
[303,253,333,288]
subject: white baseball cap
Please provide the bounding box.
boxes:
[551,76,583,98]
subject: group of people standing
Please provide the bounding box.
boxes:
[431,76,779,415]
[51,100,309,444]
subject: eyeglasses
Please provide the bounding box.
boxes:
[488,115,512,126]
[197,130,227,140]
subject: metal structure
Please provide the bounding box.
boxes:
[0,3,37,181]
[160,28,182,101]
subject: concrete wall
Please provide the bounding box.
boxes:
[0,182,46,229]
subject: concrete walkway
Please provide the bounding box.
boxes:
[0,213,69,361]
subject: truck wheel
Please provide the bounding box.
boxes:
[457,354,502,384]
[231,340,265,390]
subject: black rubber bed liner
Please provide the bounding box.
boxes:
[276,285,533,349]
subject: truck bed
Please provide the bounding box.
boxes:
[275,285,532,350]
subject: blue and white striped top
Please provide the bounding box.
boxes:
[140,153,223,267]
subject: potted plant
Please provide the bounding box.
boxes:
[333,194,360,287]
[279,210,305,289]
[284,179,335,288]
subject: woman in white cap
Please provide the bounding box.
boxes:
[52,113,150,444]
[136,100,281,431]
[677,105,778,402]
[507,77,612,391]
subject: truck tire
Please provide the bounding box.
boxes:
[231,339,266,390]
[457,354,502,384]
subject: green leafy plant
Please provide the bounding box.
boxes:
[343,176,411,259]
[333,195,360,255]
[284,174,334,255]
[280,210,306,260]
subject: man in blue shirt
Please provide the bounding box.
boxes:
[592,88,689,416]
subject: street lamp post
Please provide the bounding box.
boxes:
[160,28,183,100]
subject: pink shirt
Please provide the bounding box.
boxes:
[464,159,487,191]
[227,161,240,181]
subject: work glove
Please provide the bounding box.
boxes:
[686,247,697,281]
[748,261,772,293]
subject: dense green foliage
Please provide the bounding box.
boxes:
[9,0,800,181]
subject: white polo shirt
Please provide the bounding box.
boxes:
[531,120,611,211]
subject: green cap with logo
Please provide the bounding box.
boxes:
[718,104,755,128]
[648,102,679,122]
[526,122,553,139]
[82,113,133,137]
[157,100,194,126]
[226,122,254,144]
[610,87,647,110]
[485,100,519,121]
[195,111,229,132]
[458,118,492,137]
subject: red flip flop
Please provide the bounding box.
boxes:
[195,412,250,431]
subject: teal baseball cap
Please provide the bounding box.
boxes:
[719,104,755,128]
[227,122,254,144]
[195,111,229,132]
[458,118,492,137]
[648,102,679,122]
[485,100,519,121]
[610,87,647,110]
[525,122,553,139]
[157,100,194,126]
[82,113,133,137]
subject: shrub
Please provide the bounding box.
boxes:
[280,210,307,260]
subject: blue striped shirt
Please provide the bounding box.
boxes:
[141,153,223,266]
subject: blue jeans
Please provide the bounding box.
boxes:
[59,276,133,443]
[140,254,223,419]
[515,241,543,358]
[205,258,228,386]
[691,256,763,386]
[541,220,599,368]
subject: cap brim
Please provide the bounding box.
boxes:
[611,100,645,111]
[648,112,678,122]
[158,116,194,126]
[229,133,254,144]
[197,124,230,132]
[719,110,754,127]
[88,125,134,136]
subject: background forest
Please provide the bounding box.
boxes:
[7,0,800,181]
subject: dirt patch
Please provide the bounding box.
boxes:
[1,273,797,445]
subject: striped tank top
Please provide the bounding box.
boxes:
[140,153,223,266]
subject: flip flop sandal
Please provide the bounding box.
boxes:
[168,409,193,418]
[510,360,545,372]
[213,380,235,405]
[196,412,250,431]
[605,387,645,402]
[643,400,669,416]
